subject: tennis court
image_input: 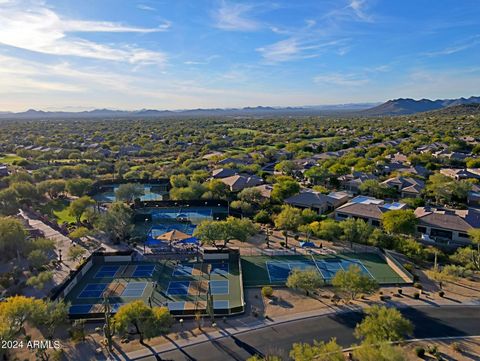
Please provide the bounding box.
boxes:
[78,283,108,298]
[132,264,156,277]
[121,282,148,297]
[65,255,243,318]
[95,265,120,278]
[242,252,410,287]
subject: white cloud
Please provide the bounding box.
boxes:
[137,4,156,12]
[213,1,259,31]
[0,2,169,65]
[424,36,480,57]
[314,72,369,86]
[257,38,345,63]
[348,0,371,21]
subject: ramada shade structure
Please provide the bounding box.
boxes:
[155,229,191,242]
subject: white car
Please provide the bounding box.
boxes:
[421,233,435,243]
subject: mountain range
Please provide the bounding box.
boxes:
[360,96,480,116]
[0,96,479,119]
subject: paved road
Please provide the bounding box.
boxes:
[135,306,480,361]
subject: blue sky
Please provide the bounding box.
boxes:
[0,0,479,111]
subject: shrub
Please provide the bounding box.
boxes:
[415,346,425,357]
[414,282,423,289]
[403,263,414,272]
[413,292,420,299]
[379,295,391,301]
[280,241,286,247]
[451,341,461,352]
[427,344,438,355]
[438,291,445,297]
[398,288,403,294]
[261,286,274,298]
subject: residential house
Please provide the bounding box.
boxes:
[211,168,238,179]
[338,172,377,194]
[0,164,8,177]
[335,196,407,227]
[414,207,480,245]
[381,176,425,198]
[219,174,263,192]
[440,168,480,181]
[217,157,252,167]
[252,184,274,199]
[467,184,480,207]
[285,189,349,214]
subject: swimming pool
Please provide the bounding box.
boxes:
[93,184,167,202]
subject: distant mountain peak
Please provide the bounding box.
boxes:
[361,96,480,116]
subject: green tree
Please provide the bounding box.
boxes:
[271,179,300,202]
[65,178,93,197]
[27,249,50,269]
[0,296,47,339]
[10,181,39,205]
[37,180,66,199]
[354,305,413,343]
[99,202,134,243]
[450,245,479,271]
[114,301,173,344]
[238,187,263,205]
[26,271,53,290]
[68,196,95,223]
[254,210,271,225]
[308,219,342,242]
[0,188,20,216]
[286,268,323,295]
[0,217,27,259]
[381,210,418,235]
[353,342,406,361]
[67,245,87,263]
[202,179,229,200]
[274,205,302,247]
[331,265,378,300]
[340,218,372,248]
[289,338,344,361]
[115,183,145,202]
[274,160,297,176]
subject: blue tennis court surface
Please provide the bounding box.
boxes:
[78,283,107,298]
[213,300,229,309]
[133,265,155,277]
[210,262,229,276]
[167,301,185,311]
[210,280,229,295]
[121,282,147,297]
[173,264,194,277]
[266,260,316,282]
[315,259,372,280]
[167,281,190,296]
[95,265,119,278]
[70,304,93,314]
[266,258,373,282]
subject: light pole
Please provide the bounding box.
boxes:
[206,264,215,324]
[144,217,148,254]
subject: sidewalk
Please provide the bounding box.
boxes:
[19,209,88,293]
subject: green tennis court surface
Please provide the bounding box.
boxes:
[241,252,408,287]
[65,257,242,318]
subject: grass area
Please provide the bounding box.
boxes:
[0,153,24,164]
[37,199,84,224]
[241,252,407,287]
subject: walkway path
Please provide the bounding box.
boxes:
[19,210,88,294]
